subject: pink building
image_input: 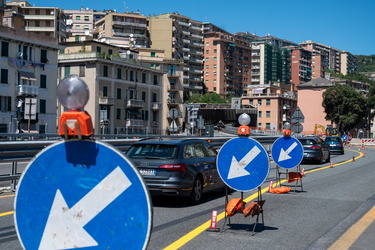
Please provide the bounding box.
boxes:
[297,78,335,134]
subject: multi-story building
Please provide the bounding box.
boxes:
[58,40,164,135]
[64,8,107,40]
[287,46,312,90]
[0,26,61,133]
[136,47,185,134]
[94,12,149,49]
[6,0,66,43]
[300,40,343,78]
[148,13,204,98]
[340,51,358,75]
[203,24,252,98]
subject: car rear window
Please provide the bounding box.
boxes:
[299,139,317,145]
[126,144,177,159]
[325,137,341,142]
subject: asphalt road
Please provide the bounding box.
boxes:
[1,146,375,249]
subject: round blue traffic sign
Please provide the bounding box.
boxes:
[217,137,270,192]
[271,136,303,169]
[14,140,152,250]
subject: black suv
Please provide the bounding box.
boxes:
[125,139,227,204]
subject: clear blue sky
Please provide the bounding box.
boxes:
[29,0,374,55]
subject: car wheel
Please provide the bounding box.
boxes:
[188,177,203,205]
[326,152,331,162]
[341,150,344,155]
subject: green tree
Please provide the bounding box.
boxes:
[200,92,227,103]
[322,84,367,132]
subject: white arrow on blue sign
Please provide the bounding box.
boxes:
[271,136,304,169]
[14,140,152,250]
[217,137,270,192]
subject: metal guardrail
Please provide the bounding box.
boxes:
[0,135,280,190]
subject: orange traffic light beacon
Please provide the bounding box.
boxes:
[237,113,251,137]
[57,75,93,139]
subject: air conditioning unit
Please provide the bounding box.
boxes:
[17,52,23,58]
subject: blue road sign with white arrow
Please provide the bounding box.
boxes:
[217,137,270,192]
[14,140,152,250]
[271,136,304,169]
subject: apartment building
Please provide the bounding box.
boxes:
[6,0,66,43]
[0,26,61,133]
[58,40,164,135]
[64,8,107,40]
[137,47,185,134]
[148,13,204,97]
[94,12,149,49]
[340,51,358,75]
[300,40,343,78]
[203,23,252,98]
[287,46,313,90]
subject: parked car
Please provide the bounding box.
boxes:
[324,136,344,154]
[298,137,330,164]
[125,138,227,204]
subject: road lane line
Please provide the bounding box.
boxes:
[328,205,375,250]
[0,194,15,199]
[0,211,14,217]
[164,149,363,250]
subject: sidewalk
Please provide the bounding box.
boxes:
[349,138,375,146]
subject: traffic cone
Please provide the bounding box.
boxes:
[268,181,274,192]
[301,168,305,177]
[330,161,334,168]
[352,156,355,162]
[206,210,220,232]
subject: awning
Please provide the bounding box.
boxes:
[127,109,141,115]
[252,88,265,94]
[19,71,36,81]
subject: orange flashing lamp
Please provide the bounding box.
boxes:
[283,122,291,137]
[237,113,251,137]
[57,75,93,139]
[59,110,93,137]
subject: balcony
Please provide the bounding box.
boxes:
[98,97,114,105]
[18,85,38,96]
[126,119,143,127]
[151,102,162,110]
[127,99,143,108]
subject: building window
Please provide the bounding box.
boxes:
[214,64,217,68]
[142,73,146,83]
[213,79,217,84]
[84,25,89,30]
[213,87,216,91]
[41,49,48,63]
[214,57,217,61]
[117,68,122,79]
[116,108,121,119]
[153,75,158,85]
[0,96,11,111]
[40,99,46,114]
[258,111,262,118]
[142,91,146,101]
[249,99,253,105]
[266,123,271,129]
[117,88,122,99]
[1,41,9,57]
[205,58,209,62]
[206,50,209,54]
[102,86,108,97]
[258,99,262,105]
[214,49,217,53]
[206,65,209,69]
[152,93,157,102]
[103,65,108,77]
[1,69,8,84]
[142,110,149,121]
[75,36,80,41]
[76,25,81,29]
[76,16,81,20]
[39,124,46,134]
[64,65,70,77]
[266,111,271,118]
[151,52,156,57]
[97,46,101,53]
[206,42,209,46]
[78,64,84,77]
[84,16,89,21]
[108,49,113,55]
[213,41,217,45]
[40,74,47,88]
[266,99,270,105]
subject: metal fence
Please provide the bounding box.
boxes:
[0,134,280,191]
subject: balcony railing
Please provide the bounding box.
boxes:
[127,99,143,108]
[98,97,114,105]
[18,85,38,96]
[126,119,143,127]
[151,102,162,110]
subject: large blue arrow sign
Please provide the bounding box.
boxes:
[217,137,270,192]
[14,140,152,250]
[271,136,304,169]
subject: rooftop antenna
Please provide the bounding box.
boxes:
[123,2,128,13]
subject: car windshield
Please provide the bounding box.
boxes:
[126,144,177,159]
